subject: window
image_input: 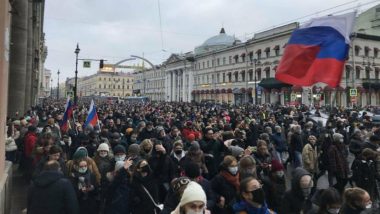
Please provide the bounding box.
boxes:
[217,73,220,83]
[223,57,226,65]
[104,84,106,89]
[265,47,270,58]
[356,69,360,79]
[207,61,209,68]
[113,85,115,89]
[223,73,226,82]
[229,56,232,64]
[99,77,101,81]
[118,85,120,89]
[366,68,370,79]
[257,70,262,80]
[234,72,239,82]
[217,58,220,66]
[274,45,280,56]
[355,46,361,56]
[228,73,232,82]
[266,70,270,78]
[234,55,239,63]
[207,75,209,82]
[249,71,253,81]
[241,54,246,62]
[202,62,205,68]
[242,71,245,82]
[346,70,350,79]
[127,85,129,89]
[99,84,101,88]
[365,47,370,57]
[256,49,262,59]
[375,48,379,58]
[212,59,214,67]
[376,70,379,79]
[109,78,111,81]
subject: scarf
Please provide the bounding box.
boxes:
[220,170,240,191]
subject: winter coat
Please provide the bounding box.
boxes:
[33,156,67,178]
[27,171,79,214]
[70,170,99,214]
[233,201,274,214]
[106,168,131,214]
[349,138,365,156]
[5,137,17,152]
[211,171,239,214]
[281,168,313,214]
[129,173,161,214]
[351,158,376,198]
[302,143,318,174]
[168,151,187,180]
[290,132,303,152]
[24,131,38,158]
[271,133,287,152]
[327,144,349,179]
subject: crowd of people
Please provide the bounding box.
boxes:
[5,99,380,214]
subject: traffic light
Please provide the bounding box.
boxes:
[99,60,104,69]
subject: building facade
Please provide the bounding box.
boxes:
[133,66,166,101]
[38,68,52,97]
[76,71,134,97]
[159,5,380,107]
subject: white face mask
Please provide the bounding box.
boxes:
[99,152,108,158]
[186,210,204,214]
[276,171,285,177]
[115,155,126,162]
[327,208,340,214]
[228,166,238,175]
[365,203,372,209]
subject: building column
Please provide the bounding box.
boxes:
[24,0,32,110]
[8,0,28,117]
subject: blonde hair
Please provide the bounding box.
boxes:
[343,187,367,207]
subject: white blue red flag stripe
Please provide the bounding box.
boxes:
[275,12,356,87]
[85,99,98,127]
[60,97,73,132]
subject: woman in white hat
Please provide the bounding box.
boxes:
[171,181,210,214]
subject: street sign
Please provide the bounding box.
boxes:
[83,61,91,68]
[350,89,357,97]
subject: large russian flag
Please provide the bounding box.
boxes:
[275,12,356,87]
[85,99,98,128]
[60,97,73,132]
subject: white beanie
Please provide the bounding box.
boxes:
[114,161,125,171]
[97,143,110,152]
[179,181,207,207]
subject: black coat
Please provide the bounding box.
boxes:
[211,172,238,214]
[27,171,79,214]
[129,174,160,214]
[281,168,313,214]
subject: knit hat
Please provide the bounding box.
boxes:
[126,128,134,134]
[113,145,126,154]
[128,144,140,156]
[173,140,183,149]
[271,159,284,172]
[97,143,110,152]
[73,147,88,160]
[187,133,195,142]
[229,145,244,158]
[115,161,125,171]
[179,181,207,207]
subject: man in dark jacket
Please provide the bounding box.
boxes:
[281,168,314,214]
[27,160,79,214]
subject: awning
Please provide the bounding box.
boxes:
[258,77,292,89]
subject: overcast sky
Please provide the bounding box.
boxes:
[44,0,378,85]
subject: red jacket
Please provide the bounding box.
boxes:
[24,132,38,158]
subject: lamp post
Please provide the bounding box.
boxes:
[50,79,53,97]
[74,43,80,105]
[57,70,60,100]
[252,58,261,105]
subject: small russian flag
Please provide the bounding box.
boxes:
[85,99,98,128]
[60,97,73,132]
[275,12,356,87]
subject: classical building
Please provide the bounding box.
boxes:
[133,66,165,101]
[7,0,47,116]
[160,5,380,107]
[38,68,52,98]
[76,71,134,97]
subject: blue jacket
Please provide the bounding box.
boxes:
[233,201,274,214]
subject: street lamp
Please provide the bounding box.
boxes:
[57,70,60,100]
[50,79,53,97]
[252,58,261,105]
[74,43,80,105]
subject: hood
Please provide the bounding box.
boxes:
[291,167,311,197]
[33,171,64,188]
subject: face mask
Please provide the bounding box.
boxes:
[175,150,183,155]
[365,203,372,209]
[228,166,238,175]
[42,117,47,120]
[250,188,265,204]
[99,152,108,158]
[276,171,284,177]
[327,208,340,214]
[144,148,151,153]
[302,187,312,198]
[115,155,126,162]
[78,167,87,174]
[186,210,204,214]
[339,139,344,143]
[147,127,153,131]
[141,165,152,174]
